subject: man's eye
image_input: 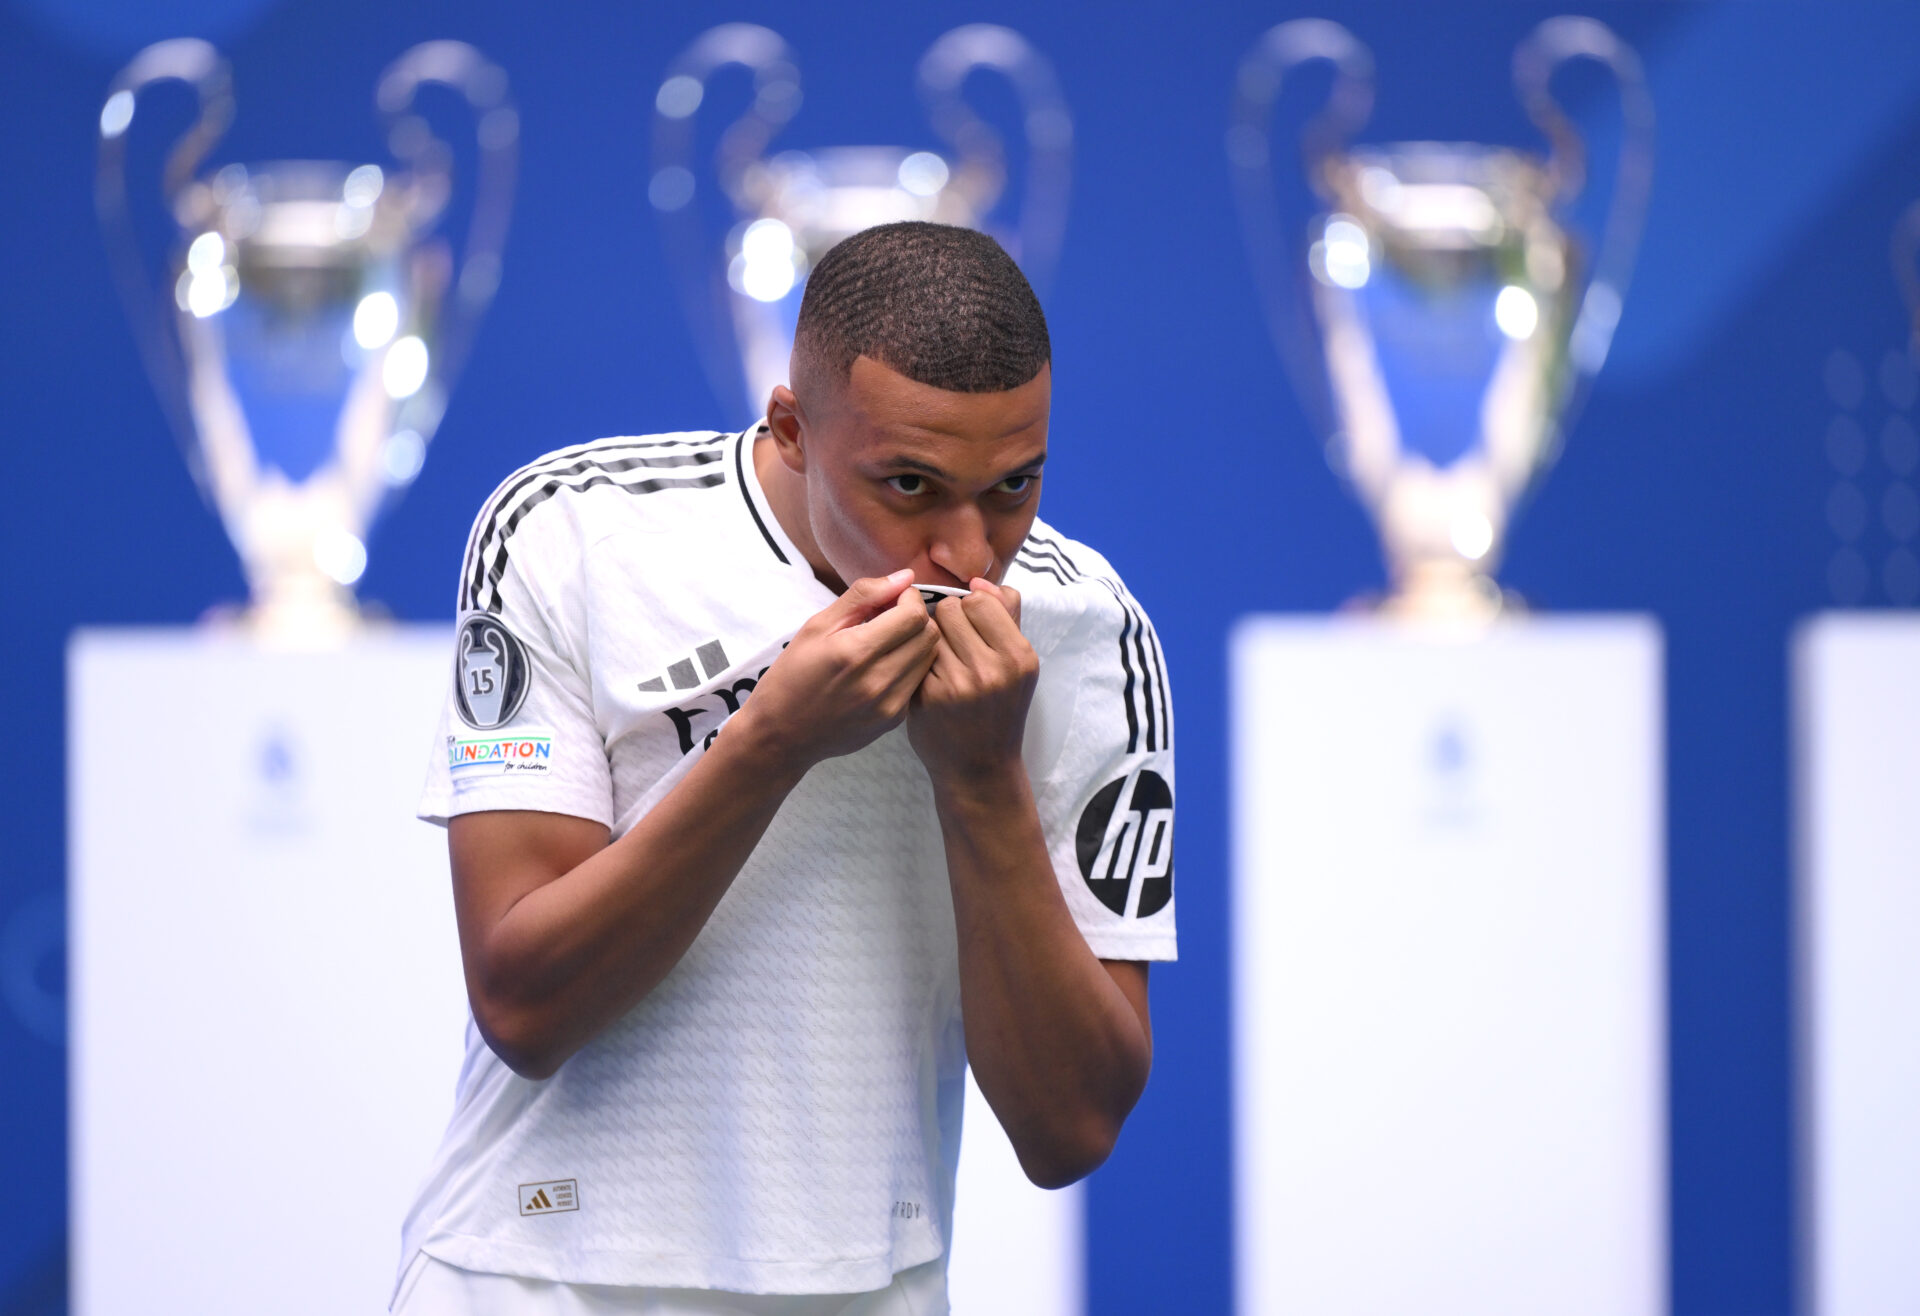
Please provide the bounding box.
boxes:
[996,475,1035,495]
[886,475,929,496]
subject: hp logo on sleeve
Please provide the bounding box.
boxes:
[1076,769,1173,918]
[454,613,532,729]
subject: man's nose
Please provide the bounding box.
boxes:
[926,507,994,584]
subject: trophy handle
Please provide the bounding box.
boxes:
[1894,202,1920,344]
[1513,17,1655,376]
[916,25,1072,287]
[95,38,234,496]
[376,41,518,390]
[1227,20,1375,436]
[651,24,802,418]
[1230,20,1373,202]
[654,24,802,207]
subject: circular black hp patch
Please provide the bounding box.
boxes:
[1075,769,1173,918]
[453,613,532,729]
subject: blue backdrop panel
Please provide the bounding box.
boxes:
[5,2,1920,1313]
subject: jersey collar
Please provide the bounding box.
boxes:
[733,422,809,571]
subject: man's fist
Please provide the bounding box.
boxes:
[907,576,1039,785]
[739,569,940,767]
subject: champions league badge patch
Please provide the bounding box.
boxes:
[454,613,532,729]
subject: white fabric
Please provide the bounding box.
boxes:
[397,425,1176,1300]
[392,1252,948,1315]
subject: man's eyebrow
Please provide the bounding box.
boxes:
[875,452,1047,479]
[876,456,954,480]
[873,451,1048,483]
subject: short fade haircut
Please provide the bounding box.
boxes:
[791,222,1050,394]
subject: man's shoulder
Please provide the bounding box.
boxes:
[1007,520,1167,710]
[1008,521,1156,632]
[480,430,737,517]
[456,429,739,613]
[466,430,740,546]
[1013,520,1174,765]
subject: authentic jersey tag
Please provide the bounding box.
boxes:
[449,727,555,778]
[518,1178,578,1216]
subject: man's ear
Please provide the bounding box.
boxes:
[766,384,807,474]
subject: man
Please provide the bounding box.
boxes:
[394,222,1176,1314]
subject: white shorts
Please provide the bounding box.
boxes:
[391,1252,950,1316]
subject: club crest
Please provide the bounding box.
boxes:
[454,613,532,729]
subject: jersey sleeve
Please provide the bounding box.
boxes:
[1027,581,1178,961]
[417,482,615,828]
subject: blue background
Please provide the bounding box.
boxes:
[6,1,1920,1312]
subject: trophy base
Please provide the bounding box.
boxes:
[1371,562,1524,626]
[203,576,372,650]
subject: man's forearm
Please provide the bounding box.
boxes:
[935,767,1153,1187]
[462,708,806,1078]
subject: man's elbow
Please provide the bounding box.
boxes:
[470,993,566,1081]
[1009,1046,1152,1187]
[1013,1113,1123,1189]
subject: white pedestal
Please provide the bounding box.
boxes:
[70,627,468,1315]
[1230,615,1665,1316]
[1795,613,1920,1316]
[69,626,1078,1314]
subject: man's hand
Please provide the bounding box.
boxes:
[907,577,1038,786]
[741,568,940,767]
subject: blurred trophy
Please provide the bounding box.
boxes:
[98,39,517,643]
[1230,18,1653,618]
[651,23,1071,420]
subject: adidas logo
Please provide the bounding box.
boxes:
[638,639,730,694]
[518,1178,579,1216]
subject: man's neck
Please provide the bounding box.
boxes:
[751,427,844,593]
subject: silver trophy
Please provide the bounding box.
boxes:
[98,39,517,642]
[1230,18,1653,617]
[651,23,1071,420]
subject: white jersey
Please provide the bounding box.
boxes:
[397,424,1177,1298]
